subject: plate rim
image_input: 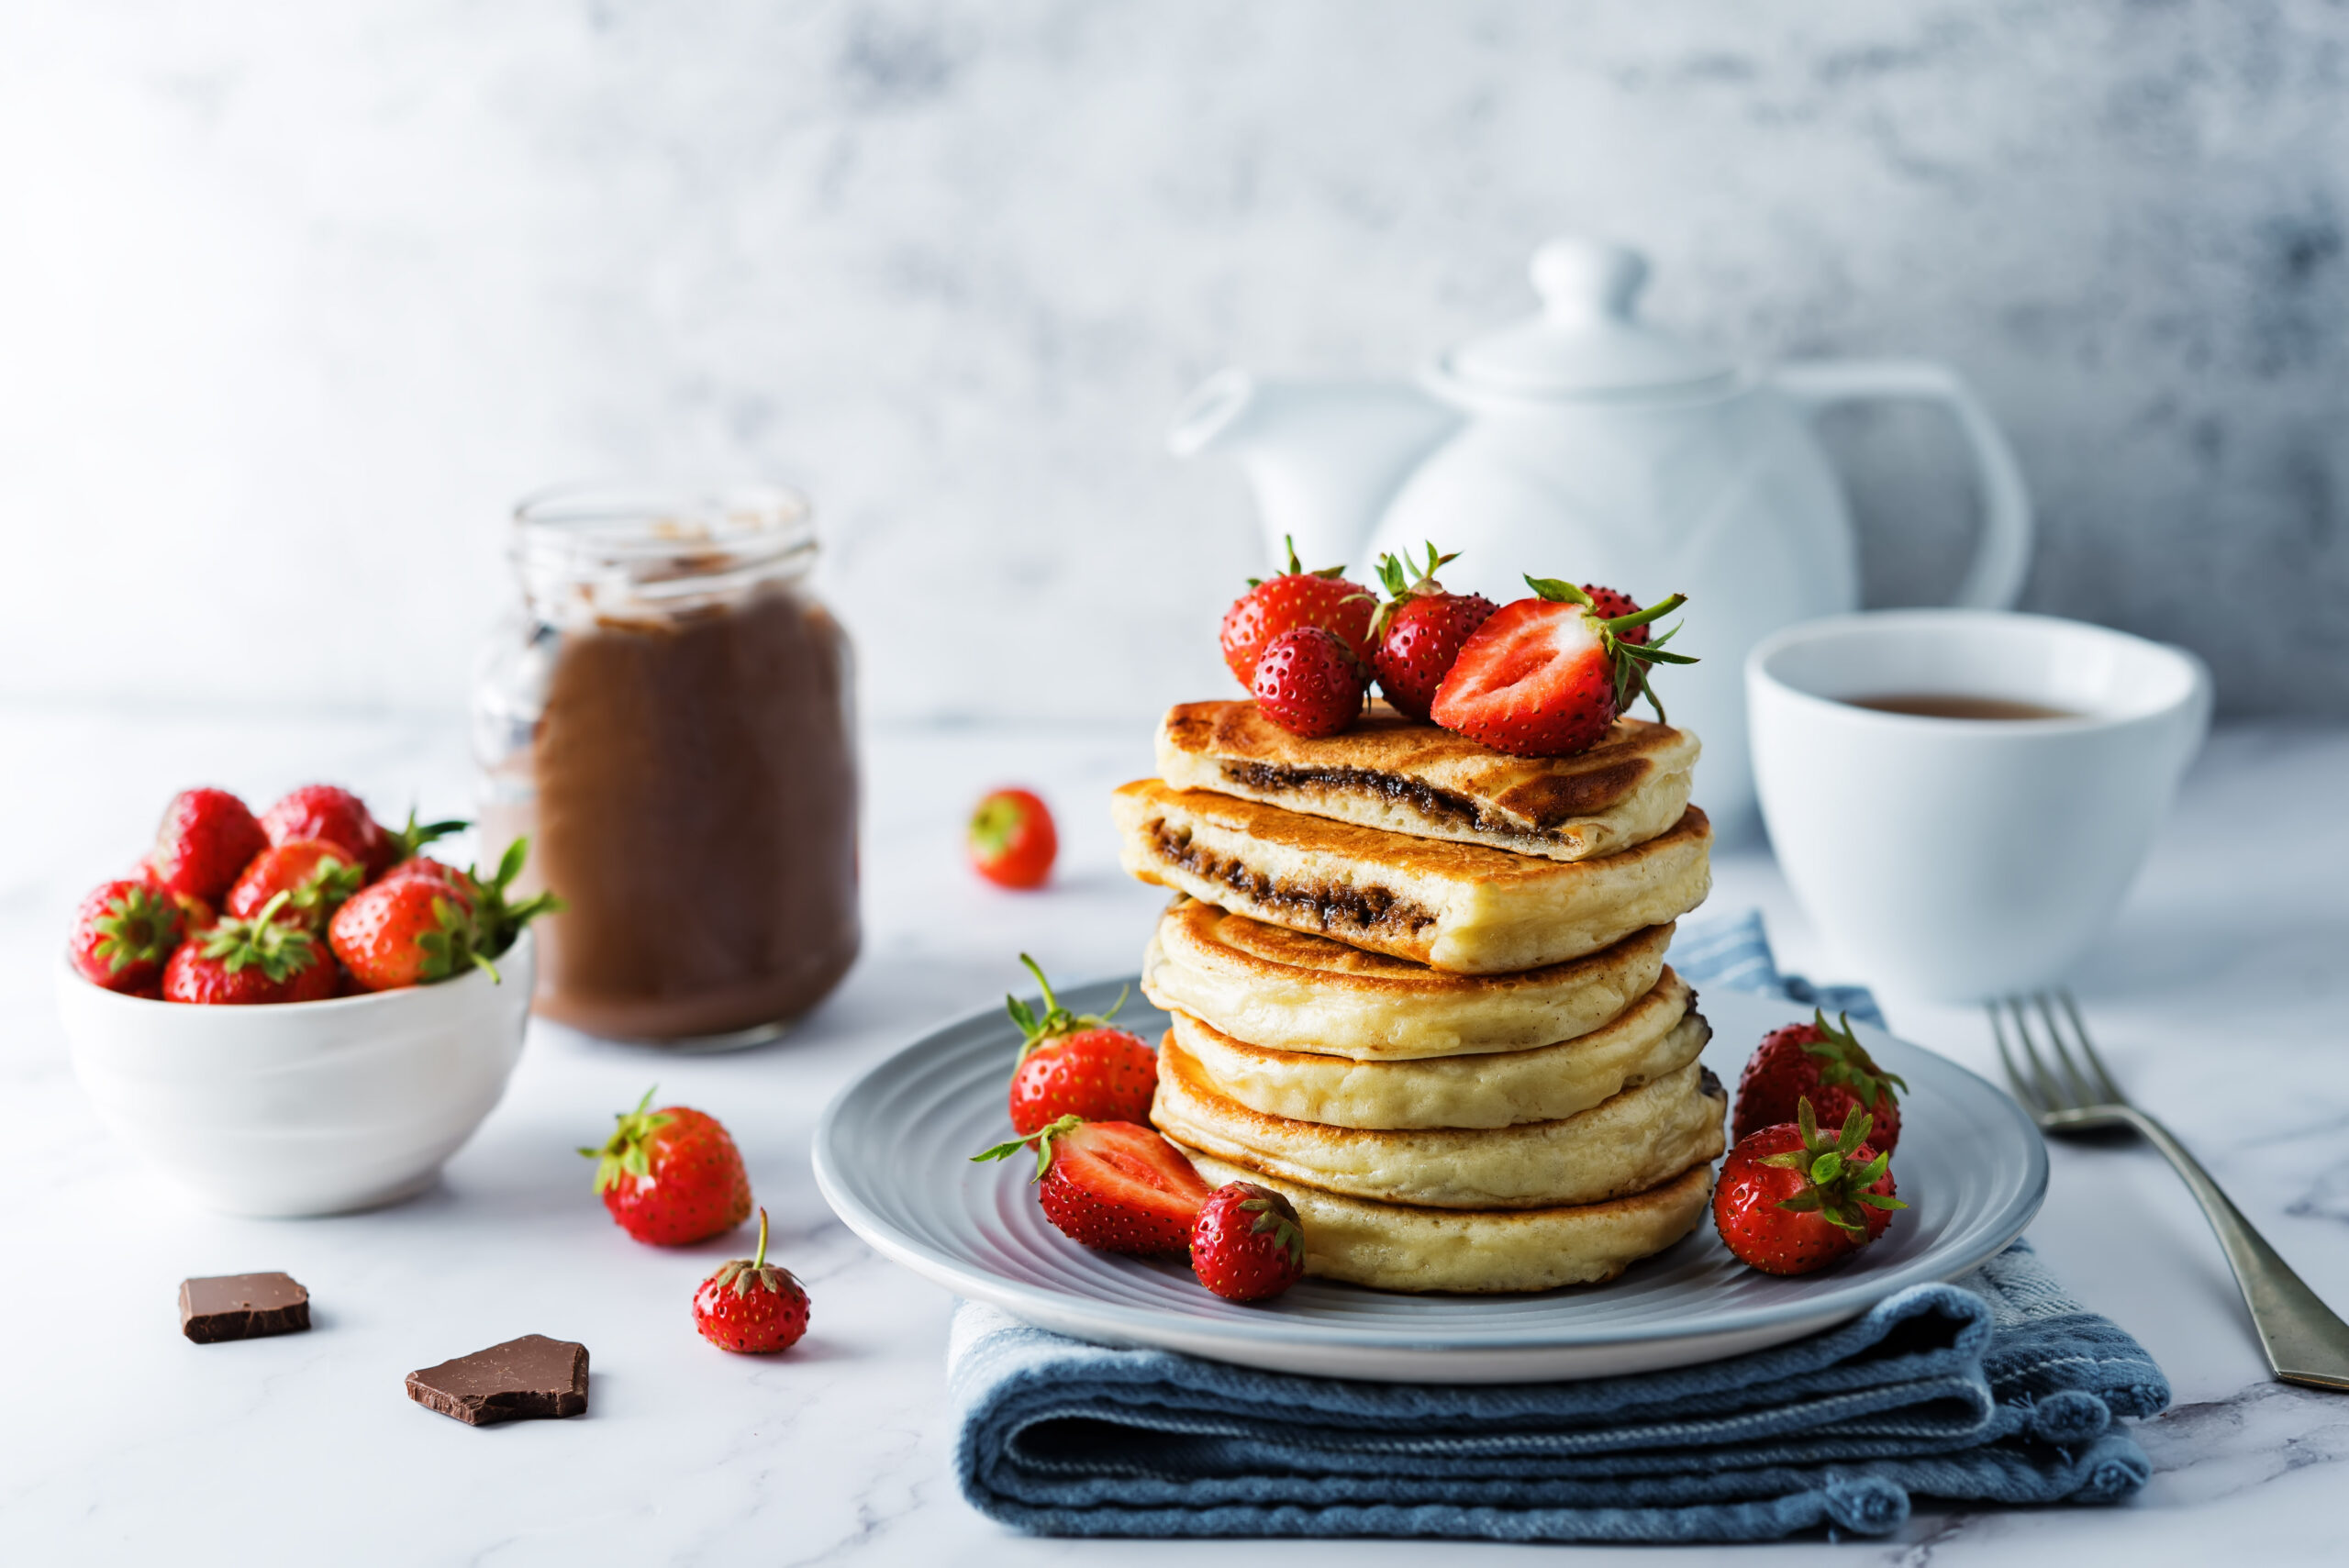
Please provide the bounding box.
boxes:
[812,976,2049,1359]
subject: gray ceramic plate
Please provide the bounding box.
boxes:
[812,978,2046,1382]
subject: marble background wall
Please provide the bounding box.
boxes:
[3,0,2343,724]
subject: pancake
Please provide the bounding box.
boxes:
[1142,899,1674,1060]
[1157,701,1698,862]
[1152,1041,1728,1209]
[1163,979,1707,1129]
[1175,1147,1716,1294]
[1111,781,1711,973]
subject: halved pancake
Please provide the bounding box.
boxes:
[1175,1146,1715,1294]
[1111,781,1711,973]
[1163,980,1707,1129]
[1152,1040,1727,1209]
[1158,701,1698,862]
[1143,899,1674,1060]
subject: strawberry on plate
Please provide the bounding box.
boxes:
[581,1088,754,1246]
[226,840,366,930]
[1429,578,1695,758]
[1712,1097,1904,1276]
[260,784,464,878]
[973,1116,1213,1256]
[969,788,1057,890]
[1005,956,1155,1134]
[147,788,269,905]
[1252,626,1368,739]
[1190,1182,1308,1302]
[328,875,480,992]
[161,892,338,1006]
[1735,1009,1908,1153]
[1219,536,1375,690]
[1366,543,1497,721]
[68,879,185,995]
[694,1207,811,1354]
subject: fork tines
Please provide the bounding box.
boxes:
[1987,990,2124,1115]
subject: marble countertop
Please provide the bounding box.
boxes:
[4,706,2345,1565]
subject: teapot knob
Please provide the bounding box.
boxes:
[1531,238,1649,325]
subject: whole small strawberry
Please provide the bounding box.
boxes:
[1430,577,1695,758]
[582,1088,754,1246]
[1004,956,1155,1134]
[161,892,338,1005]
[227,840,366,930]
[68,879,185,994]
[1366,544,1498,721]
[1735,1009,1907,1153]
[260,784,464,878]
[1712,1097,1904,1276]
[328,876,479,992]
[147,788,269,905]
[1219,536,1376,690]
[372,839,559,966]
[1252,626,1367,739]
[1190,1182,1308,1302]
[974,1116,1212,1256]
[968,788,1057,890]
[694,1207,810,1354]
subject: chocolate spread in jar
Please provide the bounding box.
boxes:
[495,584,859,1041]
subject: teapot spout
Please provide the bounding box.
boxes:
[1169,370,1460,575]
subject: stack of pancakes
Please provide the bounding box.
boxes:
[1110,700,1724,1294]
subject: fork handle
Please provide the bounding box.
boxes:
[2121,1107,2349,1392]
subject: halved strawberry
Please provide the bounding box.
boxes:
[1366,544,1498,721]
[973,1116,1212,1256]
[1428,577,1695,757]
[1219,536,1375,690]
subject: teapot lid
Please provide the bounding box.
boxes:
[1433,238,1732,401]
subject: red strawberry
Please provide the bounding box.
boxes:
[1003,955,1155,1134]
[1219,536,1375,690]
[147,788,269,904]
[581,1088,754,1246]
[1712,1098,1904,1275]
[373,855,478,899]
[1429,577,1695,758]
[694,1207,810,1354]
[377,839,560,963]
[1366,544,1498,720]
[161,893,337,1005]
[1252,626,1367,739]
[260,785,465,878]
[974,1116,1212,1256]
[1578,584,1649,645]
[969,788,1057,890]
[226,840,366,930]
[68,880,185,994]
[328,875,480,992]
[1735,1010,1907,1153]
[1189,1182,1308,1302]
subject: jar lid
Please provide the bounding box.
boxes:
[1432,238,1731,401]
[512,484,816,628]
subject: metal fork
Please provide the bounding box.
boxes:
[1991,991,2349,1393]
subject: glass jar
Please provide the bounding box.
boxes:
[473,484,860,1047]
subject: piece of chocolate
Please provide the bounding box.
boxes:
[179,1273,311,1344]
[406,1335,589,1426]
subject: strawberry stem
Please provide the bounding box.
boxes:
[752,1207,770,1270]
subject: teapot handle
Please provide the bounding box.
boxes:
[1770,359,2033,610]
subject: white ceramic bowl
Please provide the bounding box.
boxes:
[57,929,535,1218]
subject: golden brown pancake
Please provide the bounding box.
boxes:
[1174,1147,1717,1294]
[1142,898,1675,1059]
[1157,702,1698,862]
[1110,782,1712,973]
[1162,977,1706,1129]
[1152,1038,1728,1209]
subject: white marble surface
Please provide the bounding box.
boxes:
[5,706,2347,1564]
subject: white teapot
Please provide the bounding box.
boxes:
[1168,237,2032,838]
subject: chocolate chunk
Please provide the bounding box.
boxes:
[179,1273,310,1343]
[406,1335,590,1426]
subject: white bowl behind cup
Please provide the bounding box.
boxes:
[1747,612,2209,1000]
[58,929,534,1217]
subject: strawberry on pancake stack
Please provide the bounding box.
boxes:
[1108,557,1724,1293]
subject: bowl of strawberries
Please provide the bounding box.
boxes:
[55,784,559,1218]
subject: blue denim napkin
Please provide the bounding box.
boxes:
[947,909,2170,1541]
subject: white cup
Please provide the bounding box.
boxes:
[1746,610,2210,1000]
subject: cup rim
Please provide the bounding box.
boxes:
[1744,608,2209,734]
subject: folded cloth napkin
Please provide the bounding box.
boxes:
[946,908,2171,1542]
